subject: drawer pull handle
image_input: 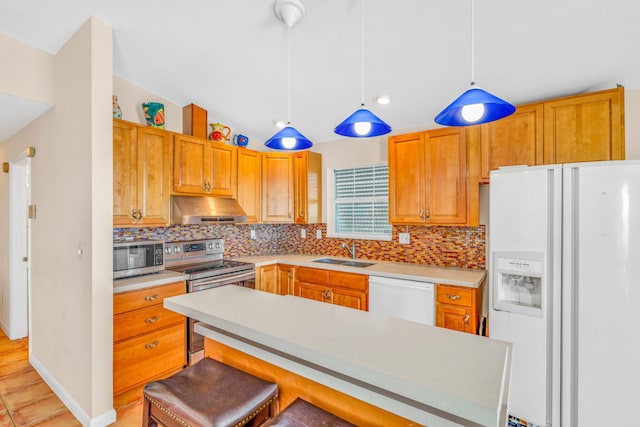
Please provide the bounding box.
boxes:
[145,294,159,302]
[145,316,159,324]
[446,294,461,300]
[145,340,159,349]
[464,314,470,325]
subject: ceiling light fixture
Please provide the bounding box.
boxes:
[375,94,391,105]
[265,0,313,150]
[334,0,391,138]
[434,0,515,126]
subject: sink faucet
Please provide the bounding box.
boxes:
[341,242,356,259]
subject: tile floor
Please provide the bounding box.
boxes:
[0,331,142,426]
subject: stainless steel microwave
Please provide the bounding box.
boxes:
[113,240,165,279]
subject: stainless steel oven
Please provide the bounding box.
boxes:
[164,239,254,363]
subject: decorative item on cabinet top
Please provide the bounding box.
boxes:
[233,133,249,147]
[141,102,165,129]
[209,123,231,144]
[113,95,122,119]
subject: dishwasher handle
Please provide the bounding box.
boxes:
[369,276,434,290]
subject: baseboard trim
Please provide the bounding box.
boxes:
[29,354,116,427]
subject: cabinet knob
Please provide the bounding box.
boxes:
[203,181,212,192]
[144,294,159,302]
[446,293,461,300]
[145,316,159,324]
[145,340,159,349]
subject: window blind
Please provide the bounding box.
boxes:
[334,165,392,236]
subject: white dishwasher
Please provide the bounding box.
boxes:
[368,276,435,326]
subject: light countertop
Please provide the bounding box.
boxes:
[164,286,511,427]
[113,270,187,294]
[230,254,486,288]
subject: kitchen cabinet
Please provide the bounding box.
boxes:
[435,283,482,335]
[113,281,186,402]
[388,127,469,225]
[479,103,544,183]
[173,134,237,197]
[293,267,368,311]
[262,152,294,223]
[479,87,625,183]
[237,147,262,223]
[255,264,295,295]
[294,151,322,224]
[113,119,172,227]
[543,87,624,164]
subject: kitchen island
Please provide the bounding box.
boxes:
[164,285,511,427]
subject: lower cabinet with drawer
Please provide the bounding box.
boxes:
[294,267,368,311]
[435,283,482,335]
[113,281,187,404]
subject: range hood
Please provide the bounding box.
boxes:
[171,195,248,224]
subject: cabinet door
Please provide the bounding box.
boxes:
[113,120,138,226]
[262,153,294,223]
[480,103,544,182]
[277,264,295,295]
[425,127,467,225]
[256,264,279,294]
[237,148,261,223]
[173,134,212,194]
[436,305,475,334]
[209,141,237,197]
[330,287,367,311]
[388,132,426,223]
[294,151,322,224]
[543,87,624,164]
[294,281,328,303]
[136,126,172,226]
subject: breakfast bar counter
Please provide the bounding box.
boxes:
[164,286,511,427]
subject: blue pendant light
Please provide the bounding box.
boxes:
[265,0,313,150]
[334,0,391,138]
[435,0,515,126]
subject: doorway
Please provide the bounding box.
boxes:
[7,154,31,340]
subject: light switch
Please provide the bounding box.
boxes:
[316,230,322,239]
[301,229,306,238]
[399,232,410,244]
[250,229,257,240]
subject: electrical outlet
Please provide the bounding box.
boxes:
[301,229,306,238]
[316,230,322,239]
[250,229,257,240]
[399,232,410,244]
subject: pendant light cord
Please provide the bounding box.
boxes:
[470,0,475,86]
[360,0,365,106]
[287,25,292,124]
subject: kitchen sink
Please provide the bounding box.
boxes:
[311,258,374,268]
[312,258,347,265]
[341,261,375,268]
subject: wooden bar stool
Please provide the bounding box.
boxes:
[142,357,278,427]
[262,399,355,426]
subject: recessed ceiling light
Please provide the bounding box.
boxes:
[274,120,286,128]
[375,94,391,105]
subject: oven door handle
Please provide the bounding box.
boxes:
[189,271,255,287]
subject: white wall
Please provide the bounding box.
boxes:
[625,88,640,160]
[0,17,114,426]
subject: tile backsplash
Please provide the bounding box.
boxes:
[113,223,485,270]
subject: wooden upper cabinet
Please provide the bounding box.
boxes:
[173,134,237,197]
[262,152,294,223]
[389,128,468,225]
[479,103,544,183]
[294,151,322,224]
[388,132,426,224]
[425,128,467,225]
[237,148,261,223]
[113,120,171,227]
[543,87,625,164]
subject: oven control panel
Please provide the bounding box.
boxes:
[164,238,224,261]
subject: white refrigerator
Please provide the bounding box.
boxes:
[489,161,640,427]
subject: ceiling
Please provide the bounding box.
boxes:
[1,0,640,144]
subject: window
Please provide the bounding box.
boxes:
[327,164,392,240]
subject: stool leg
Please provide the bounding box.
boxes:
[141,397,154,427]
